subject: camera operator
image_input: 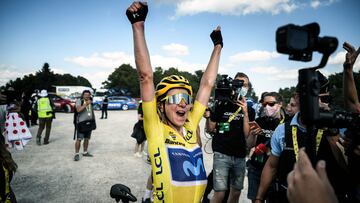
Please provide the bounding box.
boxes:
[205,72,255,203]
[255,73,352,203]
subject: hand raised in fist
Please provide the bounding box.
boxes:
[210,26,223,48]
[126,1,148,24]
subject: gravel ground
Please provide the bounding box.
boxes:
[10,110,250,203]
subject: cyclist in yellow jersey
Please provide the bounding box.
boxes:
[126,2,223,202]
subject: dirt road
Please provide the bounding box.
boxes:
[11,111,250,203]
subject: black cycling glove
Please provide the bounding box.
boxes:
[210,29,223,48]
[126,3,148,24]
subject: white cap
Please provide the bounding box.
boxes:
[39,89,48,97]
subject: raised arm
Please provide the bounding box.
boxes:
[343,42,360,112]
[195,26,223,106]
[126,2,154,102]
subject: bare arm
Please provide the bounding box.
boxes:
[195,27,222,106]
[343,42,360,112]
[127,2,154,102]
[255,154,279,202]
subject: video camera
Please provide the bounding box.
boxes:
[276,22,360,163]
[214,75,244,103]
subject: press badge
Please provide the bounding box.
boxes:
[218,122,230,134]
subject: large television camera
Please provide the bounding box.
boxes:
[214,75,244,103]
[276,22,360,164]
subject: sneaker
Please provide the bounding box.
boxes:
[136,152,142,158]
[142,198,151,203]
[36,138,41,146]
[43,140,49,145]
[83,152,93,157]
[100,117,104,119]
[74,154,80,161]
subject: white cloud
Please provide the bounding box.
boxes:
[173,0,298,17]
[310,0,337,9]
[0,65,33,86]
[247,65,297,80]
[328,51,360,71]
[250,66,281,75]
[311,0,321,8]
[162,43,189,56]
[229,50,281,63]
[64,52,134,68]
[151,54,205,72]
[328,51,345,65]
[65,51,205,73]
[81,71,111,89]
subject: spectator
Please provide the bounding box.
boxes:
[343,42,360,113]
[20,92,31,127]
[0,91,7,143]
[342,42,360,201]
[30,90,39,126]
[35,89,55,145]
[100,95,108,119]
[246,92,285,203]
[74,90,96,161]
[286,149,339,203]
[255,75,352,203]
[132,102,146,157]
[0,138,17,202]
[126,2,222,202]
[285,93,299,118]
[205,72,255,203]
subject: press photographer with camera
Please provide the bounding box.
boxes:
[255,22,354,203]
[205,72,255,203]
[246,92,286,203]
[255,79,351,203]
[285,42,360,203]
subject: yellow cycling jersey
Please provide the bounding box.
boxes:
[143,98,207,203]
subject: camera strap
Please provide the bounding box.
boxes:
[292,126,323,161]
[227,106,242,123]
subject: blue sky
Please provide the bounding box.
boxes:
[1,0,359,96]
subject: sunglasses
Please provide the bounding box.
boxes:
[161,93,192,105]
[262,102,277,107]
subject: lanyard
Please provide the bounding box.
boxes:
[227,106,242,123]
[292,126,323,161]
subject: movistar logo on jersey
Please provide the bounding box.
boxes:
[168,147,206,182]
[183,158,203,176]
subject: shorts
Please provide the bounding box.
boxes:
[213,152,246,191]
[77,131,92,140]
[247,162,262,200]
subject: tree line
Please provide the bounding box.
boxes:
[2,62,359,110]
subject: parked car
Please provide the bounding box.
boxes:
[48,93,76,113]
[93,96,137,111]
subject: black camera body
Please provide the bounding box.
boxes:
[276,23,338,62]
[276,22,360,162]
[214,75,244,102]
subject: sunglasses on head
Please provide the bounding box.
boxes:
[161,93,192,105]
[262,102,277,107]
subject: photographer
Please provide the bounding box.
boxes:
[205,72,255,203]
[246,92,285,203]
[255,76,351,203]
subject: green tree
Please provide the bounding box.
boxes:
[2,63,92,96]
[103,64,140,97]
